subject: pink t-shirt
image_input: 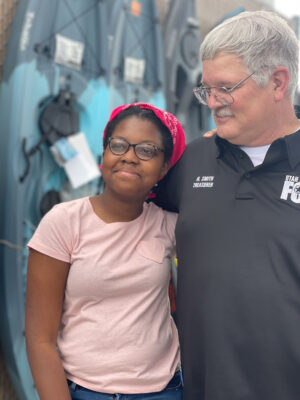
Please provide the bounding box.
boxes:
[28,197,180,394]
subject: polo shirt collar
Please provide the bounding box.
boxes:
[282,128,300,169]
[215,136,236,159]
[277,104,300,169]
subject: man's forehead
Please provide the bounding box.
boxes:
[202,53,247,84]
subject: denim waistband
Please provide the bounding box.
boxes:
[165,370,183,390]
[68,370,183,393]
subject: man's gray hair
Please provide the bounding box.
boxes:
[200,10,299,100]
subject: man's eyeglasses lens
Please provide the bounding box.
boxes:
[193,72,255,106]
[108,138,163,161]
[194,87,233,106]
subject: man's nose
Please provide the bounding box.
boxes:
[206,92,224,109]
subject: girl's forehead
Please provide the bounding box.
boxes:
[114,115,154,128]
[112,117,163,141]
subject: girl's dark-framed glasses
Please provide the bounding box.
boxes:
[108,137,164,161]
[193,72,255,106]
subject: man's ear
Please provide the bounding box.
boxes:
[271,67,290,101]
[159,161,170,180]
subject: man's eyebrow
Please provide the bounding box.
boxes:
[202,80,234,87]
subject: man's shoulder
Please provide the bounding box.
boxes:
[152,136,218,211]
[182,136,218,161]
[187,135,216,150]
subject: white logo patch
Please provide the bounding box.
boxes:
[280,175,300,203]
[193,176,214,188]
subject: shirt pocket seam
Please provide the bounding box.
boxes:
[136,239,165,264]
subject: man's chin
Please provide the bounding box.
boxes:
[215,127,230,139]
[216,128,240,144]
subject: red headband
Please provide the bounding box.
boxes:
[103,103,186,168]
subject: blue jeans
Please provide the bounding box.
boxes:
[68,371,183,400]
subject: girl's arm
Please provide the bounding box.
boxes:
[25,249,71,400]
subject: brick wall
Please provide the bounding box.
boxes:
[0,0,18,80]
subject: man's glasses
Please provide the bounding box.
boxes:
[193,72,255,106]
[108,137,164,161]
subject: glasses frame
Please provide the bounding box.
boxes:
[193,71,255,106]
[108,137,165,161]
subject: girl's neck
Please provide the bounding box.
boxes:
[90,192,144,223]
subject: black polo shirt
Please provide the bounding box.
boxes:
[155,128,300,400]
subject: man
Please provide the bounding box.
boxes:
[155,10,300,400]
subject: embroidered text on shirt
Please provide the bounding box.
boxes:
[280,175,300,203]
[193,176,214,188]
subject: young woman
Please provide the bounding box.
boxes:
[25,103,186,400]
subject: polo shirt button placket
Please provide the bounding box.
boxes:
[245,172,252,179]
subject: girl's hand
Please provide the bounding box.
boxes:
[203,128,217,138]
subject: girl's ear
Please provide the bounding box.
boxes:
[100,148,106,170]
[159,161,170,180]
